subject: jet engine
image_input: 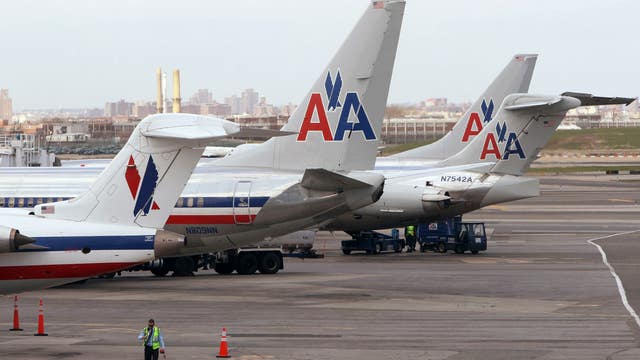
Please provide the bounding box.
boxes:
[154,229,186,258]
[0,225,35,253]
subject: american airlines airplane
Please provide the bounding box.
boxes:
[0,114,287,294]
[0,0,634,275]
[0,1,405,275]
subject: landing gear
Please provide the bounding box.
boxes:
[173,257,195,276]
[213,262,235,275]
[236,253,258,275]
[258,252,281,274]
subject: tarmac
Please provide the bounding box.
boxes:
[2,174,640,359]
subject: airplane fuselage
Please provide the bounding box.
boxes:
[0,156,537,255]
[0,165,384,255]
[0,213,160,294]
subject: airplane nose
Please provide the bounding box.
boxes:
[153,230,186,258]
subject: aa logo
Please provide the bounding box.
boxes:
[480,122,526,160]
[297,70,376,142]
[462,99,494,142]
[125,155,160,217]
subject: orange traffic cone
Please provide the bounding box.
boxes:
[9,296,23,331]
[216,327,230,358]
[33,299,48,336]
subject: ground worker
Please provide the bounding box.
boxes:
[137,318,166,360]
[405,225,416,252]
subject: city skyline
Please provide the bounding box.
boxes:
[1,0,639,110]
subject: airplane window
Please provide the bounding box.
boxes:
[18,198,24,208]
[197,197,204,208]
[187,197,194,208]
[8,198,14,207]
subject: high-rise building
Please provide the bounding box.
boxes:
[104,99,134,118]
[189,89,213,105]
[225,95,241,115]
[0,89,13,121]
[240,88,260,115]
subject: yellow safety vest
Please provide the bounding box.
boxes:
[406,226,415,236]
[143,326,161,350]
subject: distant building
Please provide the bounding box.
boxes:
[225,89,260,115]
[279,102,297,117]
[189,89,213,105]
[104,99,134,118]
[253,97,276,117]
[424,98,447,108]
[133,101,155,118]
[240,88,260,115]
[180,104,201,115]
[201,103,231,117]
[225,95,241,114]
[0,89,13,121]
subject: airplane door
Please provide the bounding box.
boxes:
[233,181,252,224]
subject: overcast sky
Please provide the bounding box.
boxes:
[1,0,638,110]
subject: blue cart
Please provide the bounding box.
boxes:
[342,229,405,255]
[417,217,487,254]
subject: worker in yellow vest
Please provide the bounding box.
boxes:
[137,318,166,360]
[405,225,416,252]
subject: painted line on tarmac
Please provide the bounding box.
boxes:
[587,230,640,330]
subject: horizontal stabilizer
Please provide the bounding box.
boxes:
[232,127,297,139]
[301,169,374,192]
[140,114,294,141]
[503,96,563,111]
[561,92,637,107]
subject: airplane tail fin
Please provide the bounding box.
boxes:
[218,1,405,171]
[391,54,538,160]
[441,93,636,175]
[34,114,287,228]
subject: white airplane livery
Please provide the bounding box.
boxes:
[0,114,286,294]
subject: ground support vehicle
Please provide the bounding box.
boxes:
[341,230,405,255]
[417,216,487,254]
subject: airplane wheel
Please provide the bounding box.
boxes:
[151,268,170,277]
[342,249,351,255]
[173,257,195,276]
[375,243,383,254]
[237,253,258,275]
[258,253,281,274]
[214,262,235,275]
[438,243,447,253]
[471,250,479,255]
